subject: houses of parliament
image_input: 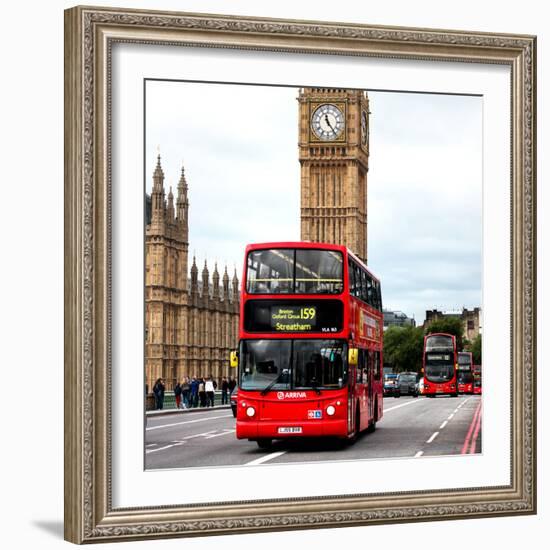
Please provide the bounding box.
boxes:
[145,88,371,390]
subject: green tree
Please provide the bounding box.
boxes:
[383,325,424,373]
[425,317,465,350]
[471,334,482,364]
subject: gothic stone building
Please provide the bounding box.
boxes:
[145,156,239,391]
[425,307,482,342]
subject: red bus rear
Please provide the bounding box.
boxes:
[473,364,482,394]
[232,242,383,448]
[422,333,458,397]
[457,351,474,394]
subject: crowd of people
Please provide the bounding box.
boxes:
[151,376,237,410]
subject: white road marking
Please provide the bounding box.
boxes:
[439,420,448,430]
[183,431,216,440]
[427,432,439,443]
[448,413,455,420]
[384,399,424,413]
[146,415,233,432]
[204,429,236,439]
[146,444,178,454]
[414,451,424,458]
[453,409,460,414]
[245,451,287,466]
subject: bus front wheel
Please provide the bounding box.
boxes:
[256,438,272,450]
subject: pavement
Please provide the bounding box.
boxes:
[145,394,482,470]
[147,404,231,417]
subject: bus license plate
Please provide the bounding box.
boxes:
[278,427,302,434]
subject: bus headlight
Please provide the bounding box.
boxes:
[246,406,256,417]
[326,405,336,416]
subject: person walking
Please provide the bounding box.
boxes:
[198,378,206,408]
[174,381,182,409]
[190,376,199,408]
[228,377,237,393]
[205,376,215,407]
[152,378,165,410]
[181,377,190,409]
[221,377,229,405]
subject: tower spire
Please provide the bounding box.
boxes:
[167,186,175,220]
[222,265,230,299]
[212,263,220,299]
[190,255,198,295]
[232,268,239,301]
[177,164,189,223]
[202,260,210,297]
[151,154,165,223]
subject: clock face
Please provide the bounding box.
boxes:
[311,104,345,141]
[361,110,369,149]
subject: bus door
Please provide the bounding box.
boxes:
[367,351,375,421]
[348,362,356,434]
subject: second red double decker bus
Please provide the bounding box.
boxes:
[457,351,474,394]
[422,333,458,397]
[231,242,383,449]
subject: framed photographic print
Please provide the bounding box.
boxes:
[64,5,536,544]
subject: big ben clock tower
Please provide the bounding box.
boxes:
[298,88,370,262]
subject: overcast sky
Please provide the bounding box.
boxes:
[145,80,481,325]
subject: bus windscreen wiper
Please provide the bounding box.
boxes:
[310,379,322,395]
[261,368,289,396]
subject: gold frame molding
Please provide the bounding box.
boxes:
[64,5,537,544]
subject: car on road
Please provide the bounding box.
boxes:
[394,372,419,397]
[384,373,398,396]
[230,387,238,417]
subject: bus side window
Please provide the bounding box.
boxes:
[348,260,356,297]
[376,281,382,310]
[356,268,362,300]
[374,351,381,380]
[357,350,365,383]
[358,265,364,301]
[366,274,374,308]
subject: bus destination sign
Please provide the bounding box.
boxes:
[244,300,343,333]
[271,306,316,331]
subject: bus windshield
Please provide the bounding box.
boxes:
[425,335,454,351]
[458,353,472,367]
[246,249,343,294]
[458,371,474,384]
[239,339,347,390]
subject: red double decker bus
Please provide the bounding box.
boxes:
[457,351,474,394]
[422,333,458,397]
[231,242,383,449]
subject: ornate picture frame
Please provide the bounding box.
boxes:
[64,5,536,543]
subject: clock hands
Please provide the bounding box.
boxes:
[324,114,336,133]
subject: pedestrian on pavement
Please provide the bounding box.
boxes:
[174,381,182,409]
[152,378,165,410]
[205,376,215,407]
[198,378,206,408]
[190,376,199,407]
[221,377,229,405]
[181,376,191,408]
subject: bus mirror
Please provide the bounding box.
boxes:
[348,348,358,366]
[230,351,238,368]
